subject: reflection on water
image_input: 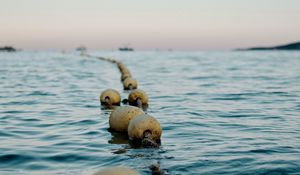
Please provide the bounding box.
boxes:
[108,131,129,145]
[0,51,300,175]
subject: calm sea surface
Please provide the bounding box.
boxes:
[1,51,300,175]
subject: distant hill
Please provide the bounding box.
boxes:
[237,41,300,51]
[0,46,17,52]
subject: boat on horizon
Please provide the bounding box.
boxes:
[118,46,134,51]
[76,46,87,52]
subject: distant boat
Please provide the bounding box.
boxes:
[119,47,134,51]
[76,46,87,52]
[0,46,17,52]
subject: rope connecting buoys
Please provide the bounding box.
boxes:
[100,89,121,108]
[109,106,145,132]
[94,166,139,175]
[128,114,162,148]
[128,89,148,108]
[123,77,138,90]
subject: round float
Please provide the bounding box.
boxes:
[128,89,148,106]
[123,78,138,90]
[128,114,162,142]
[100,89,121,106]
[109,106,145,132]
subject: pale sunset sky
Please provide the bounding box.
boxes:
[0,0,300,50]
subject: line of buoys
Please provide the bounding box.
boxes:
[92,54,161,147]
[83,53,166,174]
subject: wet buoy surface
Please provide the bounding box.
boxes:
[128,114,162,142]
[94,166,139,175]
[123,77,138,90]
[109,106,145,132]
[117,63,131,74]
[128,89,148,106]
[120,68,131,75]
[100,89,121,106]
[121,73,132,82]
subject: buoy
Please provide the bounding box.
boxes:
[123,77,138,90]
[120,66,130,73]
[121,72,131,82]
[109,106,145,132]
[117,64,131,75]
[117,62,125,69]
[128,114,161,148]
[94,166,139,175]
[128,89,148,107]
[117,63,128,72]
[100,89,121,107]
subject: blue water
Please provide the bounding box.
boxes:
[1,51,300,175]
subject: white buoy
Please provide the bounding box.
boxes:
[128,114,162,142]
[93,166,139,175]
[100,89,121,106]
[128,89,148,107]
[109,106,145,132]
[123,78,138,90]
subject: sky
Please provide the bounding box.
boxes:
[0,0,300,50]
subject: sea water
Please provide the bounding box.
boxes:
[1,51,300,175]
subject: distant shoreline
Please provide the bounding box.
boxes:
[236,41,300,51]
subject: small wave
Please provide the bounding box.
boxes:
[62,119,98,126]
[0,131,17,137]
[46,153,91,162]
[1,100,38,106]
[210,97,247,101]
[19,118,41,122]
[188,75,221,80]
[83,104,99,108]
[211,91,292,101]
[27,91,56,96]
[1,110,28,114]
[218,113,257,118]
[0,154,36,165]
[82,131,100,135]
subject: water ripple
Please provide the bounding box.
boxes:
[1,51,300,174]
